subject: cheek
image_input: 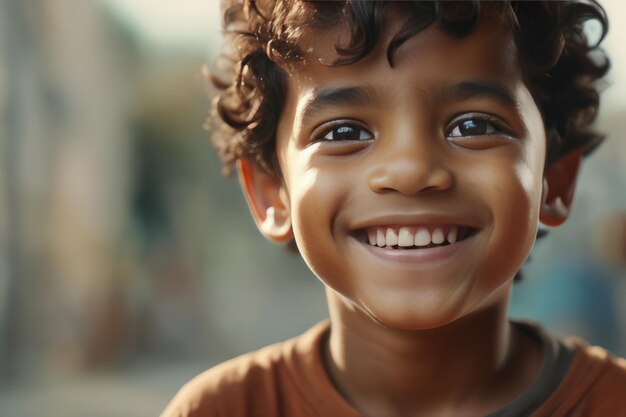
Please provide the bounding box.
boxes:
[287,162,348,281]
[279,141,345,285]
[289,167,325,247]
[480,152,545,283]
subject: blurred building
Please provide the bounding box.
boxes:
[0,0,219,382]
[0,0,136,379]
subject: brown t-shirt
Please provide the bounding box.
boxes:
[161,321,626,417]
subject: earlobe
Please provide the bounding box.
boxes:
[238,159,293,243]
[539,150,582,227]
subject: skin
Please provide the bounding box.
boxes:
[240,8,581,417]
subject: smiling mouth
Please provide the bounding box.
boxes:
[355,225,479,249]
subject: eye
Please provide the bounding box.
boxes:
[315,121,374,142]
[446,113,510,138]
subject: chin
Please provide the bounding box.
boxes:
[360,298,468,332]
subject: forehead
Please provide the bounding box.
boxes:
[283,10,521,109]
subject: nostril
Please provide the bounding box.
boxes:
[367,162,455,196]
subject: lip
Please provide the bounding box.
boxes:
[347,212,484,231]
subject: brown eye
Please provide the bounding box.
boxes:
[446,114,509,139]
[449,119,494,137]
[320,124,373,141]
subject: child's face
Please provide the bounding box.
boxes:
[271,15,548,330]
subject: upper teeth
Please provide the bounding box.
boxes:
[367,226,461,248]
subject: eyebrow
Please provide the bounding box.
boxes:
[439,80,518,108]
[299,80,518,123]
[300,85,384,122]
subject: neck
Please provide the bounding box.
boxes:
[323,289,542,417]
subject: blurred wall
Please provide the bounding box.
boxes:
[0,0,138,378]
[0,0,222,382]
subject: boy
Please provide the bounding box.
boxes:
[162,1,626,416]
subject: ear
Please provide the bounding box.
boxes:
[539,149,582,227]
[238,159,293,243]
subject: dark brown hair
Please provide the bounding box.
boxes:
[209,0,609,177]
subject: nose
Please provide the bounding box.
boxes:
[367,134,454,196]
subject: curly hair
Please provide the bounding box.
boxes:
[209,0,609,177]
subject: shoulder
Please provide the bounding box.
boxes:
[160,344,285,417]
[160,322,330,417]
[537,337,626,416]
[566,339,626,396]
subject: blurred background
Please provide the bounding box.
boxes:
[0,1,624,416]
